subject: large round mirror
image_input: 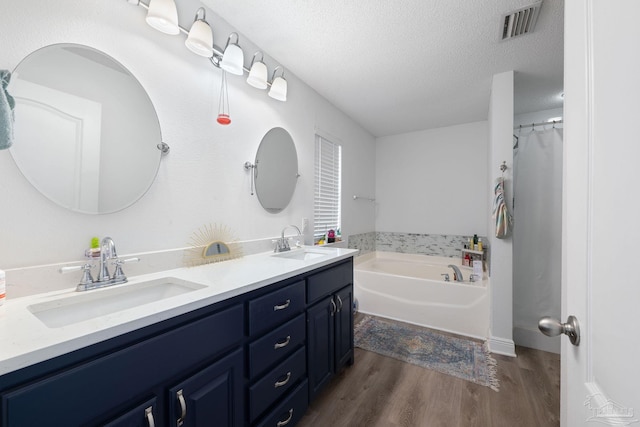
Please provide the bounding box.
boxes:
[9,44,162,214]
[254,127,298,213]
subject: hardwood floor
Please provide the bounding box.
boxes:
[298,321,560,427]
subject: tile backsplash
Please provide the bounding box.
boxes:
[348,231,487,259]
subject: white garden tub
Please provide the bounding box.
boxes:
[354,251,489,339]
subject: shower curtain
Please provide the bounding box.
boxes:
[513,127,563,351]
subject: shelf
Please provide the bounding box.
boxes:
[461,248,484,255]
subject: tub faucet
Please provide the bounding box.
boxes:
[447,264,464,282]
[275,225,302,252]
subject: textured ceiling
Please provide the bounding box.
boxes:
[201,0,564,137]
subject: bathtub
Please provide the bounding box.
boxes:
[354,251,489,339]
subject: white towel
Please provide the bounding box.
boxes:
[493,177,512,238]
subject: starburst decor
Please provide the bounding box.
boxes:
[184,224,242,266]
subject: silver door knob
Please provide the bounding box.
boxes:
[538,315,580,346]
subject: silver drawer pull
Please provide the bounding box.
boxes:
[274,335,291,349]
[336,295,343,312]
[330,298,337,316]
[274,299,291,311]
[145,406,155,427]
[176,389,187,427]
[277,409,294,427]
[274,372,292,388]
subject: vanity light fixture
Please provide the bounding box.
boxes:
[144,0,179,35]
[185,8,213,57]
[268,66,288,102]
[220,33,244,76]
[128,0,287,101]
[246,52,268,89]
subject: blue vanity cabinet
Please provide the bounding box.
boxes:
[167,348,244,427]
[0,256,356,427]
[306,260,354,402]
[0,304,244,427]
[246,280,308,426]
[102,397,158,427]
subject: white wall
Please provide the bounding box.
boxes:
[375,121,489,235]
[487,70,516,357]
[0,0,375,290]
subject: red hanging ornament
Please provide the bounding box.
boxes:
[217,70,231,125]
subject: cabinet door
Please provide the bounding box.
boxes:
[334,285,354,371]
[168,349,244,427]
[306,296,334,401]
[103,397,158,427]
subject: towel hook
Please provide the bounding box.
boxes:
[500,161,507,173]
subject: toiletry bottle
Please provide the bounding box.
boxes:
[478,238,483,251]
[473,234,478,250]
[0,269,5,306]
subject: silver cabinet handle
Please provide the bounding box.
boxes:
[336,295,343,312]
[274,299,291,311]
[330,298,337,316]
[274,371,292,388]
[144,406,155,427]
[277,409,294,427]
[176,389,187,427]
[274,335,291,349]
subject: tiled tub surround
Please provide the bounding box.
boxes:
[348,232,377,255]
[349,232,488,259]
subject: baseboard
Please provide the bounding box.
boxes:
[513,326,560,354]
[487,336,516,357]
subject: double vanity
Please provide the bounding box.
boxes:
[0,246,357,427]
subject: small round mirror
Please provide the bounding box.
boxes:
[254,127,298,213]
[9,44,162,214]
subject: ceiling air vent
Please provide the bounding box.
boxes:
[501,1,543,40]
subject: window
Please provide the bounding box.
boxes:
[314,135,342,241]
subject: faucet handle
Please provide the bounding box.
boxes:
[112,257,139,282]
[60,263,94,286]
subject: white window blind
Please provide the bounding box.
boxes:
[314,135,342,240]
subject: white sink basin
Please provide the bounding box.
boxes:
[271,248,331,261]
[28,278,206,328]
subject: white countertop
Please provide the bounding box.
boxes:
[0,246,358,376]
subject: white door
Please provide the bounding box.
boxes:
[562,0,640,425]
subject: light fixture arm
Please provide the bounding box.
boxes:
[250,51,264,67]
[224,32,240,50]
[271,65,285,81]
[194,7,206,22]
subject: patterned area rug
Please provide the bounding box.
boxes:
[354,315,499,391]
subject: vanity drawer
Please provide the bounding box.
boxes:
[249,347,306,422]
[306,260,353,304]
[254,379,309,427]
[249,280,305,336]
[249,313,306,378]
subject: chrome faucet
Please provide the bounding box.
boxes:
[60,237,139,291]
[447,264,464,282]
[97,237,118,283]
[275,225,302,252]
